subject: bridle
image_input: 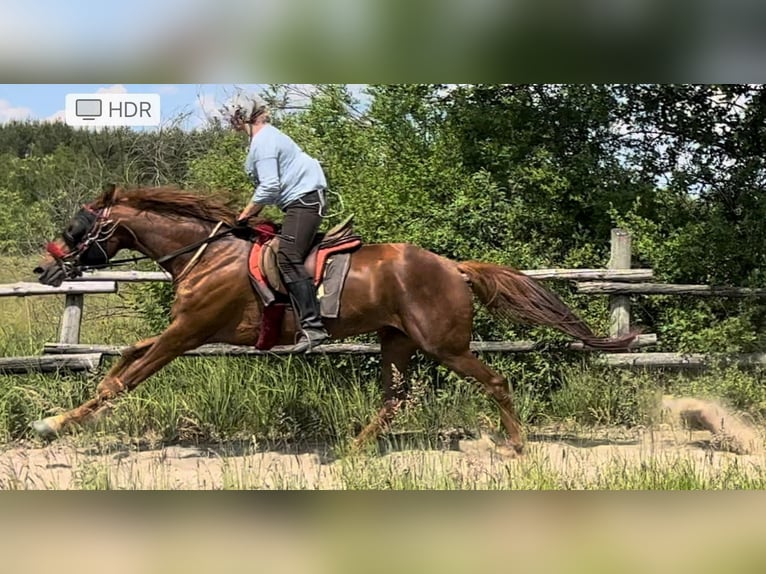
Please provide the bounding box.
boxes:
[47,203,242,280]
[48,205,124,277]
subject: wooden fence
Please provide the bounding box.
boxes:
[1,228,765,374]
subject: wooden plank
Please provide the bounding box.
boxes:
[43,334,657,357]
[0,354,102,374]
[30,346,766,372]
[577,282,766,297]
[521,269,652,281]
[470,335,656,352]
[601,353,710,368]
[0,281,117,297]
[76,271,171,282]
[73,269,651,283]
[609,229,632,338]
[600,352,766,369]
[59,294,83,345]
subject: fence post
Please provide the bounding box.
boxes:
[59,294,84,344]
[609,228,631,338]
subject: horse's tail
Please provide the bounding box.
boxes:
[457,261,637,351]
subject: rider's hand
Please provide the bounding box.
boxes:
[231,224,255,240]
[236,203,262,225]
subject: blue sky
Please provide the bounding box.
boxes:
[0,84,267,128]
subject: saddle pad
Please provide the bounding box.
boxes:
[318,252,352,319]
[248,243,277,307]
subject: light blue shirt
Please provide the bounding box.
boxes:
[245,124,327,210]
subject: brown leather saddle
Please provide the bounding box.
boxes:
[248,214,362,313]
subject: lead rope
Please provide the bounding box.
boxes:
[173,221,225,284]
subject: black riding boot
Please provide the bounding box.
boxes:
[286,278,330,352]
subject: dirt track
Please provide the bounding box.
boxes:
[0,396,762,489]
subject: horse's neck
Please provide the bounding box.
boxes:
[119,209,220,275]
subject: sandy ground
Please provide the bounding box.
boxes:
[0,396,763,489]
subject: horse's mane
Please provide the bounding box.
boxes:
[93,185,240,225]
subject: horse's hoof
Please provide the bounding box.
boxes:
[30,418,60,440]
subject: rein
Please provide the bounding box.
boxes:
[75,227,237,271]
[57,220,240,275]
[156,225,236,265]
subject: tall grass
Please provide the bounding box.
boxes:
[3,333,765,449]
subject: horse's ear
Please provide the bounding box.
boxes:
[101,183,120,205]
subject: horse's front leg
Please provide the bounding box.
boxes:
[31,325,204,439]
[97,335,159,388]
[77,336,161,423]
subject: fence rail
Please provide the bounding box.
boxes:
[577,282,766,297]
[74,271,171,283]
[42,334,660,357]
[29,268,657,285]
[601,352,766,369]
[1,228,763,374]
[0,354,102,374]
[0,281,117,297]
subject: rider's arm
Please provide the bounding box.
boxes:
[250,156,281,205]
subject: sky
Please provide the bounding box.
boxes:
[0,84,271,129]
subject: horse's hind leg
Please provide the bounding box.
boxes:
[439,351,525,455]
[354,327,418,446]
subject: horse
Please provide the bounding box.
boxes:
[32,184,637,455]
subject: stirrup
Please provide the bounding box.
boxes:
[292,327,329,353]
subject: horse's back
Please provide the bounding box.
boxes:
[348,242,460,280]
[331,242,469,337]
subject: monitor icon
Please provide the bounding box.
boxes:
[75,99,102,120]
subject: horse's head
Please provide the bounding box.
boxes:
[34,184,125,286]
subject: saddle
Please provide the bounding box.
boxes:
[248,213,362,315]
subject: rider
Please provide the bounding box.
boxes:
[221,92,330,353]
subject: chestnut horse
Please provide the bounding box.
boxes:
[33,185,636,454]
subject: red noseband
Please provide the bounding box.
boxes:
[46,242,69,260]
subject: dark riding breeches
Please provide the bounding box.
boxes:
[277,191,324,284]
